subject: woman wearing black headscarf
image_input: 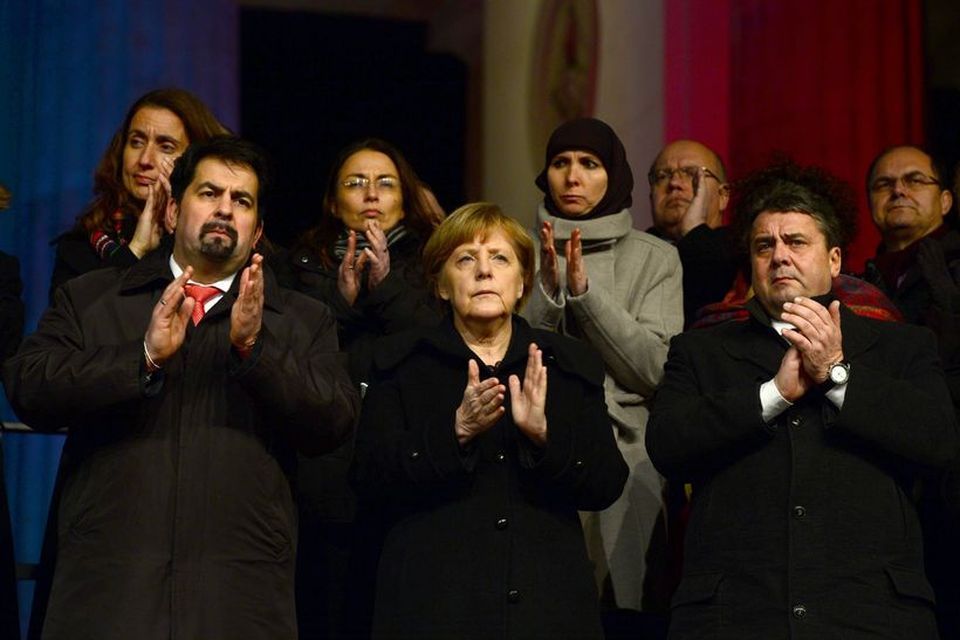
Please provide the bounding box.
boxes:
[523,118,683,623]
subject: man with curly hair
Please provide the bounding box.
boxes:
[647,160,957,639]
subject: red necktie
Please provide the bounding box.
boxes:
[183,284,221,325]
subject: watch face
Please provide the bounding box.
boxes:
[830,363,849,385]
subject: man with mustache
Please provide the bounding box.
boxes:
[647,161,957,639]
[862,145,960,639]
[3,136,359,639]
[647,140,737,327]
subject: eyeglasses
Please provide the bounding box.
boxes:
[648,166,721,186]
[341,176,399,191]
[869,171,940,194]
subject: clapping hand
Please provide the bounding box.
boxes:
[775,297,844,400]
[539,222,588,297]
[144,266,196,366]
[455,359,505,445]
[130,156,174,258]
[510,343,548,446]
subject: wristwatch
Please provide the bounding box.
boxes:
[828,361,851,386]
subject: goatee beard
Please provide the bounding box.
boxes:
[198,221,238,261]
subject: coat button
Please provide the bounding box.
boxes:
[790,416,802,427]
[793,505,806,518]
[507,588,521,603]
[409,450,421,460]
[573,459,584,469]
[495,517,508,530]
[495,452,506,463]
[299,255,309,263]
[792,604,807,619]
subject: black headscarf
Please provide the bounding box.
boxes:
[534,117,634,220]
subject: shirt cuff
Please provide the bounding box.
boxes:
[825,379,847,409]
[760,379,792,423]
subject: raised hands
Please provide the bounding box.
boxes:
[337,220,392,306]
[455,359,505,445]
[230,253,264,353]
[144,266,196,367]
[775,297,844,401]
[509,343,548,446]
[130,156,174,258]
[455,345,549,447]
[539,221,588,298]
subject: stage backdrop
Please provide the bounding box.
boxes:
[0,0,239,633]
[666,0,924,273]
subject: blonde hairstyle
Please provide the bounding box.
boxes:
[422,202,535,311]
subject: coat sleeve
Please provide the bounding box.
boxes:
[230,301,359,456]
[828,326,958,470]
[350,370,476,503]
[3,284,147,431]
[676,224,738,324]
[566,240,684,397]
[516,361,628,511]
[49,232,138,304]
[0,252,23,364]
[357,266,442,337]
[646,334,774,480]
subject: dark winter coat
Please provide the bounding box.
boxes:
[3,247,359,640]
[49,223,140,303]
[863,224,960,408]
[647,297,958,640]
[863,224,960,639]
[351,315,628,640]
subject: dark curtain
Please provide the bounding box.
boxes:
[666,0,923,273]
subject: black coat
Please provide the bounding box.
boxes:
[49,224,140,303]
[0,250,22,640]
[863,225,960,409]
[649,224,739,327]
[647,298,958,640]
[289,233,443,384]
[286,233,443,637]
[4,248,359,640]
[863,224,960,639]
[351,316,628,640]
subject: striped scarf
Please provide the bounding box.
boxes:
[333,224,409,260]
[89,210,128,259]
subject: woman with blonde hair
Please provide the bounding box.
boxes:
[352,202,627,639]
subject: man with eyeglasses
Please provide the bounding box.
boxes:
[863,145,958,401]
[863,146,960,640]
[647,140,737,326]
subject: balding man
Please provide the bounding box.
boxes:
[648,140,737,326]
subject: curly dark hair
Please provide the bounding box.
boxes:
[731,157,858,259]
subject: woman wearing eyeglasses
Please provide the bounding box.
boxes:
[523,118,683,628]
[288,137,443,638]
